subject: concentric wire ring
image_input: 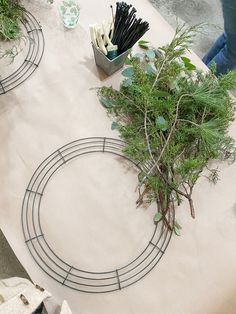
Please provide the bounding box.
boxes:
[21,137,174,293]
[0,11,44,95]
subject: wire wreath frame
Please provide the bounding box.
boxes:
[21,137,174,293]
[0,11,44,95]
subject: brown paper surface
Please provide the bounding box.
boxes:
[1,1,236,313]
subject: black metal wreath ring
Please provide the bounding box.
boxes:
[0,11,44,95]
[21,137,174,293]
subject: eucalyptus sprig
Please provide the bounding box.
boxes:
[0,35,27,63]
[98,24,236,235]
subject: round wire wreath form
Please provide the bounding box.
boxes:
[0,11,44,95]
[21,137,174,293]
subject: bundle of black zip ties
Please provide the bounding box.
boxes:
[111,2,149,54]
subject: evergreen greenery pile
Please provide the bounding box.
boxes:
[98,24,236,235]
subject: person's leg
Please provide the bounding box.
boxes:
[203,0,236,75]
[207,45,230,75]
[202,33,226,65]
[221,0,236,69]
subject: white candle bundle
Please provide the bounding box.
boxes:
[89,22,117,57]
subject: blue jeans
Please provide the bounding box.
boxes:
[202,0,236,75]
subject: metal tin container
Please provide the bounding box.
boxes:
[92,44,129,76]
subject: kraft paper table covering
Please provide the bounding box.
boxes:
[0,0,236,313]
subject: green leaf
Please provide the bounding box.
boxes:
[111,122,119,130]
[174,220,182,230]
[138,171,145,182]
[181,56,196,71]
[174,226,181,236]
[154,212,162,222]
[156,116,168,131]
[146,63,156,75]
[100,97,114,108]
[125,57,132,65]
[122,78,133,87]
[138,40,149,49]
[139,40,149,45]
[185,63,196,71]
[181,56,191,63]
[146,49,155,60]
[121,67,134,78]
[174,220,182,236]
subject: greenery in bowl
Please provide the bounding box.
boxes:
[98,24,236,235]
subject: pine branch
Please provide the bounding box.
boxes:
[97,23,236,233]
